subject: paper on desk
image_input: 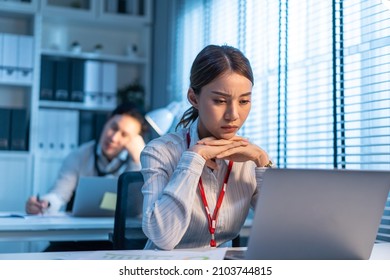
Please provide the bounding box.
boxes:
[0,212,27,218]
[23,212,69,218]
[76,248,228,260]
[0,211,69,219]
[100,192,117,211]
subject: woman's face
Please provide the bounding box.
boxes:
[189,72,252,140]
[99,114,142,160]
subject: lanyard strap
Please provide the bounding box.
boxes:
[186,132,233,247]
[198,160,233,247]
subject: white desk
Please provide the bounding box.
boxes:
[0,214,143,242]
[370,242,390,260]
[0,243,388,260]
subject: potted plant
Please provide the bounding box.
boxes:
[117,80,145,107]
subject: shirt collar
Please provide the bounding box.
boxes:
[188,118,200,148]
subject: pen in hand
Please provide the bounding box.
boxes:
[36,194,50,213]
[37,193,43,214]
[36,193,43,214]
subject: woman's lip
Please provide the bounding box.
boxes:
[103,142,115,149]
[221,126,238,132]
[221,125,238,129]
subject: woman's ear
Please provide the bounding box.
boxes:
[187,88,199,109]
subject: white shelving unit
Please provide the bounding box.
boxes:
[0,2,37,232]
[0,0,152,220]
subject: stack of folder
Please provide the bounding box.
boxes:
[34,109,110,155]
[0,33,34,84]
[0,108,29,151]
[40,56,117,108]
[36,108,79,157]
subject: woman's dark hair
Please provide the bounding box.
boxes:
[110,102,148,135]
[176,44,254,129]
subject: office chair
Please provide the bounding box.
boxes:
[112,171,148,250]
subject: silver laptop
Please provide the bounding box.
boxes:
[72,176,118,217]
[242,168,390,260]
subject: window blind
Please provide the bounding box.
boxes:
[170,0,205,101]
[339,0,390,242]
[207,0,239,46]
[338,1,390,170]
[242,0,281,164]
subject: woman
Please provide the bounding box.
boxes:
[25,102,147,252]
[140,45,272,250]
[26,102,147,215]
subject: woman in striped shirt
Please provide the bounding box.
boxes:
[140,44,272,250]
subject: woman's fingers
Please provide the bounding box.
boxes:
[197,136,249,146]
[215,146,242,159]
[205,159,218,170]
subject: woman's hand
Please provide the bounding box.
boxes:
[25,196,49,214]
[125,134,145,164]
[190,136,249,169]
[196,136,270,167]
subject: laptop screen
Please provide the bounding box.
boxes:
[245,168,390,260]
[71,176,118,217]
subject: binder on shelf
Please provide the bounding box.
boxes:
[55,110,67,156]
[37,109,54,154]
[1,33,18,83]
[132,0,143,15]
[40,56,56,100]
[102,92,117,108]
[17,35,34,83]
[117,0,142,15]
[37,109,80,157]
[102,62,117,108]
[0,108,11,150]
[84,60,102,107]
[118,0,127,14]
[0,34,3,82]
[78,111,108,145]
[106,0,118,13]
[70,58,85,102]
[36,109,47,153]
[61,109,79,157]
[102,62,117,93]
[95,112,108,141]
[78,111,94,145]
[10,108,29,151]
[54,58,70,101]
[45,109,58,155]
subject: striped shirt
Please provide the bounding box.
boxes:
[140,119,266,250]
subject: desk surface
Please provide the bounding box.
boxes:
[0,243,389,260]
[0,212,250,243]
[0,213,142,242]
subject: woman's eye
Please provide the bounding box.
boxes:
[214,99,226,104]
[240,100,251,105]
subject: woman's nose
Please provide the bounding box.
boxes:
[110,131,121,142]
[225,103,239,121]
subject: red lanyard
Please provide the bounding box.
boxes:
[187,132,233,247]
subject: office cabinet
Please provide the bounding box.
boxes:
[0,0,152,213]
